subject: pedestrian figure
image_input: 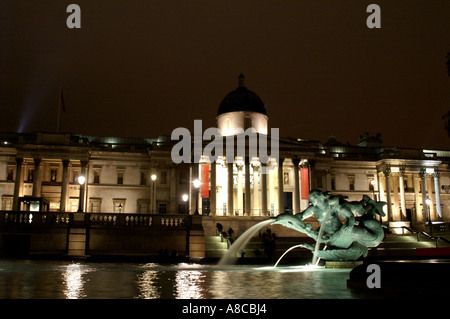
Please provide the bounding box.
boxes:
[216,223,223,236]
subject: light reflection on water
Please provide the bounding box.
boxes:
[0,259,366,299]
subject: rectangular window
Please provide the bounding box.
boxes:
[158,203,167,214]
[113,199,126,213]
[330,175,336,190]
[90,199,101,213]
[2,197,12,211]
[70,198,78,212]
[92,171,99,184]
[7,167,14,181]
[349,175,355,191]
[244,117,251,130]
[140,172,147,186]
[137,200,149,213]
[117,171,123,185]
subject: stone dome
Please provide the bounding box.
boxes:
[217,74,267,116]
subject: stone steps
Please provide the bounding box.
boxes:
[67,227,87,256]
[204,233,450,261]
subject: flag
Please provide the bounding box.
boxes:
[300,168,309,200]
[200,164,210,198]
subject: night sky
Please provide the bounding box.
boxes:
[1,1,449,150]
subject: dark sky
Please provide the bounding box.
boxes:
[1,0,449,150]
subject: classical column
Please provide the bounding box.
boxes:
[60,159,70,212]
[398,167,407,220]
[32,158,42,197]
[384,165,393,222]
[227,162,234,216]
[420,168,428,221]
[252,162,260,216]
[434,171,442,219]
[210,163,216,216]
[237,161,243,215]
[278,157,284,214]
[261,163,268,216]
[293,159,300,214]
[244,157,251,216]
[12,157,23,211]
[413,173,422,222]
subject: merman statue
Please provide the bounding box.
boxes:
[271,189,386,260]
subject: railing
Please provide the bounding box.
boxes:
[214,208,277,217]
[88,213,189,228]
[0,211,71,226]
[0,211,190,229]
[401,226,450,248]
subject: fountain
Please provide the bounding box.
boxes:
[221,189,386,267]
[218,219,272,265]
[272,190,386,264]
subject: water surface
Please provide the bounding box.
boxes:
[0,259,371,299]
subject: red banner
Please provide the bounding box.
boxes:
[300,168,309,200]
[201,164,209,198]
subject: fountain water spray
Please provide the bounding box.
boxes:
[218,219,273,265]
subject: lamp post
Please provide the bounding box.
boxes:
[426,197,433,235]
[151,174,157,214]
[193,179,201,215]
[182,194,188,214]
[77,175,85,212]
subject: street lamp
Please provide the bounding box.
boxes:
[426,197,433,235]
[193,179,201,215]
[426,198,432,224]
[77,175,85,212]
[151,174,157,214]
[182,194,189,214]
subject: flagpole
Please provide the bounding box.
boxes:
[57,87,62,133]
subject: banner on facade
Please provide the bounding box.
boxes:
[201,164,209,198]
[300,168,309,200]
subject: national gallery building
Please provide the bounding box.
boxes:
[1,75,449,236]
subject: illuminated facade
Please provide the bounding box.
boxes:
[0,74,449,233]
